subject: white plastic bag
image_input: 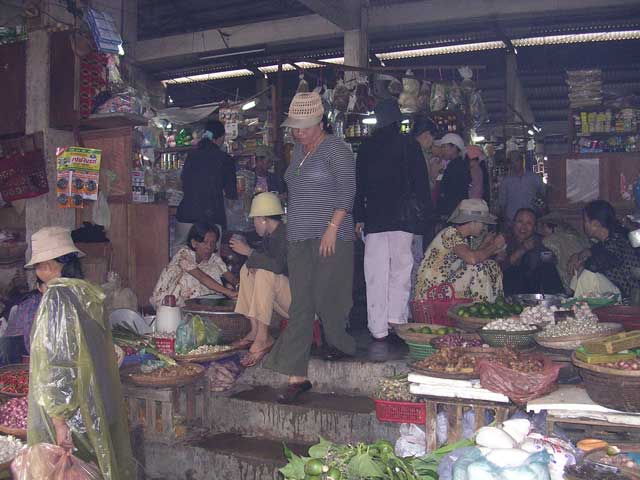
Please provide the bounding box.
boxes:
[394,423,426,457]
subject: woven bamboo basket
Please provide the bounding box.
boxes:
[535,323,623,351]
[125,363,205,388]
[572,353,640,412]
[183,298,251,343]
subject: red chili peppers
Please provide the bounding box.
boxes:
[0,371,29,395]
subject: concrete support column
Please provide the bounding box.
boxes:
[24,29,74,252]
[343,5,369,83]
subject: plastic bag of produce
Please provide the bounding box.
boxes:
[430,83,447,111]
[395,423,426,457]
[175,314,221,354]
[452,447,551,480]
[477,355,561,405]
[11,443,102,480]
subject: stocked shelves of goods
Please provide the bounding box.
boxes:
[571,107,639,153]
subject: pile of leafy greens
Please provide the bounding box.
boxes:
[280,437,473,480]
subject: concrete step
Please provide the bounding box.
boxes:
[238,352,409,396]
[143,433,309,480]
[209,385,401,445]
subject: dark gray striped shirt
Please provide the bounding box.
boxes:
[285,135,355,242]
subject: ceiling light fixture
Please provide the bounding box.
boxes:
[241,100,257,111]
[362,117,377,125]
[162,30,640,83]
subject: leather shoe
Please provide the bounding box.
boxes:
[323,347,353,361]
[277,380,312,404]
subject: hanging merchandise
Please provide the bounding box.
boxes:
[219,106,240,140]
[0,149,48,202]
[55,147,101,209]
[430,83,447,112]
[353,82,375,114]
[333,79,351,112]
[417,80,431,112]
[459,66,475,95]
[388,76,403,96]
[296,74,309,93]
[447,81,464,111]
[85,7,123,54]
[470,90,489,129]
[398,70,421,113]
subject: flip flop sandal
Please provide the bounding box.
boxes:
[240,344,274,368]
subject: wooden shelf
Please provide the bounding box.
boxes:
[155,146,196,153]
[79,113,148,130]
[576,131,638,138]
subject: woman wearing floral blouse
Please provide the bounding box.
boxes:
[151,224,237,308]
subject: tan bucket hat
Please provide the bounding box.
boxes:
[249,192,284,217]
[281,92,324,128]
[25,226,85,268]
[448,199,497,224]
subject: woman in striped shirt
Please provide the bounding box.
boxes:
[264,92,357,403]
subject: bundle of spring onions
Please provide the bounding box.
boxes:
[112,323,177,366]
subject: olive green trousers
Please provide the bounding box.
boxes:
[264,239,356,377]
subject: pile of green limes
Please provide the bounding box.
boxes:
[456,298,523,319]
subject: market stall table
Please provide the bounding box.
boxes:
[527,385,640,443]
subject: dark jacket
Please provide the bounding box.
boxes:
[437,155,471,219]
[245,222,287,275]
[354,128,431,235]
[586,231,640,298]
[253,171,286,195]
[177,141,237,227]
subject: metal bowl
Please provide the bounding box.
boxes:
[508,294,567,309]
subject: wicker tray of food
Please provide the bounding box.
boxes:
[174,345,239,363]
[479,327,540,349]
[0,364,29,397]
[535,323,623,351]
[0,396,27,439]
[583,445,640,479]
[394,323,476,344]
[125,363,205,388]
[408,362,479,380]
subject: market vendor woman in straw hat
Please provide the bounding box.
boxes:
[415,199,505,302]
[25,227,135,479]
[230,192,291,368]
[263,91,357,403]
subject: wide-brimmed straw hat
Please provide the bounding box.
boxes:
[448,199,497,224]
[249,192,284,218]
[281,92,324,129]
[25,226,85,268]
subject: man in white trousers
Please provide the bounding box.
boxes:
[355,99,432,341]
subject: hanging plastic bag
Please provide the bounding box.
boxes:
[398,70,420,113]
[394,423,426,458]
[11,443,102,480]
[333,79,351,112]
[430,83,447,111]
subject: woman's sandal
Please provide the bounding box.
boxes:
[240,343,274,368]
[277,380,312,404]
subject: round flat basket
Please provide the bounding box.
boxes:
[479,328,539,349]
[447,305,492,332]
[573,353,640,412]
[409,362,478,380]
[175,347,239,363]
[125,363,205,388]
[535,323,623,351]
[0,364,29,397]
[0,424,26,439]
[394,323,473,345]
